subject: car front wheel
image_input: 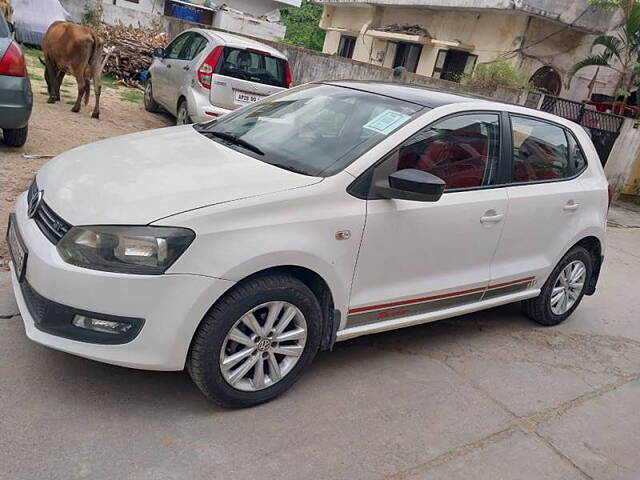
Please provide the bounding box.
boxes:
[144,79,160,113]
[188,274,322,408]
[523,246,592,326]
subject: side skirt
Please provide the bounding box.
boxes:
[335,289,540,342]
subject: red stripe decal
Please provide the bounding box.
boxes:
[486,276,535,290]
[348,277,535,315]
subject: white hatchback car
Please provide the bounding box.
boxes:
[145,29,291,125]
[8,82,609,407]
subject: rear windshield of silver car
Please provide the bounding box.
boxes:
[195,84,425,177]
[216,47,288,88]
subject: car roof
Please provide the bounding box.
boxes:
[323,81,583,130]
[191,28,288,60]
[324,81,490,108]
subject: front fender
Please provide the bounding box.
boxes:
[159,175,367,325]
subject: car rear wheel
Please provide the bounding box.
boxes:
[2,126,28,147]
[523,246,592,326]
[144,79,160,113]
[176,100,192,126]
[188,274,322,408]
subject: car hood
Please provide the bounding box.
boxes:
[37,126,322,225]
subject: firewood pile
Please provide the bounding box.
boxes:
[97,22,170,88]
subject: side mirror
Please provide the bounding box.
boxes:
[375,169,446,202]
[152,47,165,58]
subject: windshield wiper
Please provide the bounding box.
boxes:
[268,162,312,176]
[202,131,264,156]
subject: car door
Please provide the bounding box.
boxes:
[347,112,509,328]
[489,114,590,291]
[152,32,192,110]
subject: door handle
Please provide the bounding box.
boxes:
[167,64,172,69]
[183,66,190,71]
[564,201,580,212]
[480,211,504,224]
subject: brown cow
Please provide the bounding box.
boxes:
[41,21,104,119]
[0,0,13,24]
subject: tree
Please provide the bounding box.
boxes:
[569,0,640,104]
[280,0,326,51]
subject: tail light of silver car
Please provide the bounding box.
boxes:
[0,41,26,77]
[197,45,224,89]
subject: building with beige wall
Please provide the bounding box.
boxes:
[315,0,619,101]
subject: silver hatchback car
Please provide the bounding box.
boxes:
[145,29,291,124]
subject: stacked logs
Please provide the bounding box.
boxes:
[98,22,170,87]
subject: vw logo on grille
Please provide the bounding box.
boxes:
[27,190,44,219]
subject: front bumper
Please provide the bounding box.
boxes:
[0,75,33,129]
[10,192,235,370]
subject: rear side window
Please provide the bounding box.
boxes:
[181,33,208,61]
[165,33,191,59]
[215,47,287,88]
[568,134,588,175]
[511,116,570,182]
[382,113,501,190]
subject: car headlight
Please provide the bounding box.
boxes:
[57,226,195,275]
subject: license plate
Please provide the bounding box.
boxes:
[6,213,28,282]
[234,90,263,105]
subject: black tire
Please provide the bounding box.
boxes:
[3,125,28,147]
[144,78,160,113]
[522,246,593,326]
[188,274,323,408]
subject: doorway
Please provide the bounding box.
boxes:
[393,42,423,73]
[529,67,562,96]
[433,49,478,83]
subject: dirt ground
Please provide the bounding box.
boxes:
[0,46,173,269]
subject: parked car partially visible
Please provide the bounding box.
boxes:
[0,11,31,147]
[145,29,292,125]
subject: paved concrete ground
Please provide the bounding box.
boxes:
[1,224,639,480]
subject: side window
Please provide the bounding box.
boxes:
[511,116,570,183]
[164,33,191,60]
[337,35,356,58]
[379,113,501,190]
[567,134,588,175]
[181,34,208,61]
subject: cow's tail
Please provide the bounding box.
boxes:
[84,32,105,106]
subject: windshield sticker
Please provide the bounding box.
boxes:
[363,110,411,135]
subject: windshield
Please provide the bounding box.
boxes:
[195,84,423,176]
[217,47,288,88]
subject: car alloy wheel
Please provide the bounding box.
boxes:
[219,301,307,392]
[549,260,587,315]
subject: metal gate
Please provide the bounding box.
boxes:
[536,95,624,167]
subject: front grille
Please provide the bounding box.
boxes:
[28,180,72,244]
